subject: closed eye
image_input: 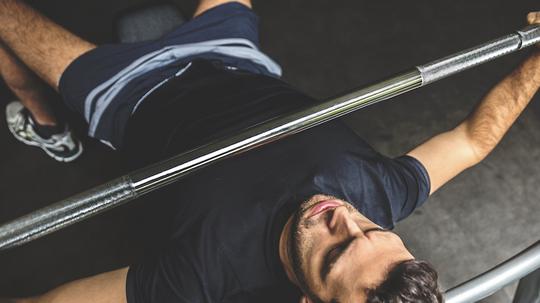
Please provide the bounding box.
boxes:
[321,238,354,282]
[320,228,392,282]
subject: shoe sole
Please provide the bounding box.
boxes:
[6,120,84,163]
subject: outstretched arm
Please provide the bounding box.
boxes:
[408,12,540,195]
[8,268,128,303]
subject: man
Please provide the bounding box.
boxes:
[1,0,539,302]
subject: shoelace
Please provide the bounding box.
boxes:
[13,110,74,150]
[50,130,76,150]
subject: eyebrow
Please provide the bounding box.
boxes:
[320,228,394,282]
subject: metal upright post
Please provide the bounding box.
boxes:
[512,268,540,303]
[444,241,540,303]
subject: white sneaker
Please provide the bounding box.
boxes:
[6,101,83,162]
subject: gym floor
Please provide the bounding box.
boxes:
[1,0,539,302]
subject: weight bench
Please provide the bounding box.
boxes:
[115,3,186,43]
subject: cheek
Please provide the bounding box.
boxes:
[296,221,329,268]
[297,217,329,248]
[295,224,315,260]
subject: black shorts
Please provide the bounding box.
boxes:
[58,2,281,148]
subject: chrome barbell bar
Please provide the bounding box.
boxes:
[0,25,539,251]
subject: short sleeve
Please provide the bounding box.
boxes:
[387,155,431,221]
[126,234,235,303]
[308,152,431,228]
[126,249,206,303]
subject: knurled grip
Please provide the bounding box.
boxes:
[0,176,136,250]
[417,34,522,85]
[418,25,540,85]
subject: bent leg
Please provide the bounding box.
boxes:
[0,41,57,126]
[194,0,252,17]
[0,0,96,90]
[17,268,129,303]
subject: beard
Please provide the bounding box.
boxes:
[287,199,325,303]
[286,197,361,303]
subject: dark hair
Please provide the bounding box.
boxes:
[366,260,444,303]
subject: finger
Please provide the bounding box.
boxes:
[527,12,540,25]
[298,296,310,303]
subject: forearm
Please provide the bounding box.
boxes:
[461,51,540,161]
[13,268,129,303]
[408,51,540,194]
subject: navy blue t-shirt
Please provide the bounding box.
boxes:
[124,61,430,303]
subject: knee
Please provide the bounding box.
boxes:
[194,0,252,17]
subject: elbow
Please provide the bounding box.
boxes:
[469,141,491,164]
[454,123,492,165]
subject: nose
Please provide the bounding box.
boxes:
[328,206,361,236]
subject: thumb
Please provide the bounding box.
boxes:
[527,12,540,25]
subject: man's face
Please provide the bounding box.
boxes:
[279,195,414,303]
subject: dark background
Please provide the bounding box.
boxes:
[1,1,539,302]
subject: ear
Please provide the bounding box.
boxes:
[299,295,313,303]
